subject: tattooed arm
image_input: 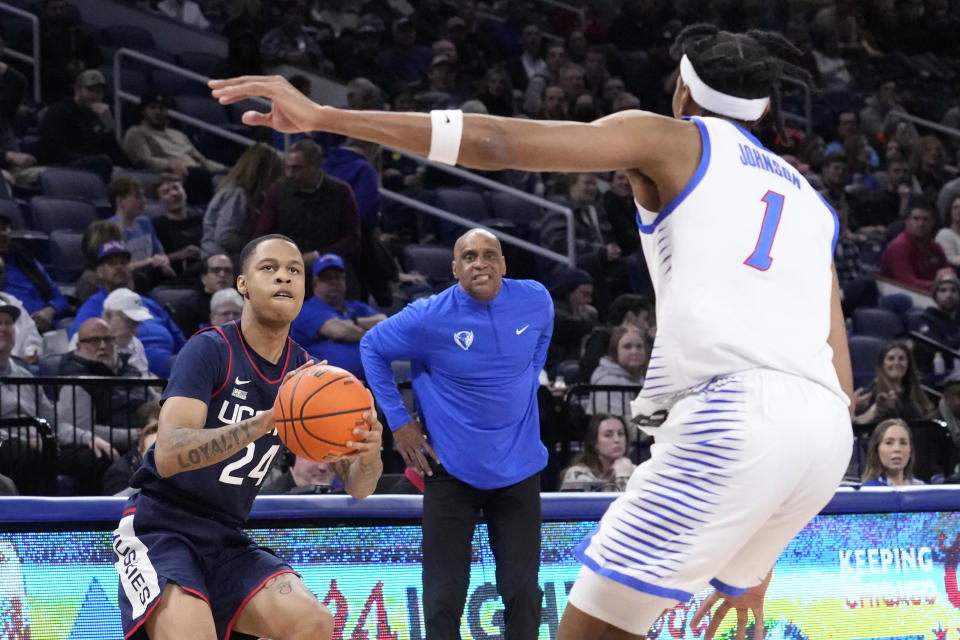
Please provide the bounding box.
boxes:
[331,409,384,499]
[153,396,276,477]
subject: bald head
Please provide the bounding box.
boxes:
[454,228,501,257]
[452,228,506,304]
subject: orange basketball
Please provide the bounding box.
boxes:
[274,365,373,462]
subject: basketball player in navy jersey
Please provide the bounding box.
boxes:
[113,233,383,640]
[212,24,855,640]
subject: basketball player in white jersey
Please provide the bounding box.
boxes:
[211,23,854,640]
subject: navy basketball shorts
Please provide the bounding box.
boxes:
[569,369,852,634]
[113,491,296,640]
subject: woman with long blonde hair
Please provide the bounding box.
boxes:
[201,142,282,263]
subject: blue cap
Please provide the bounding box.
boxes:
[312,253,345,276]
[97,240,131,263]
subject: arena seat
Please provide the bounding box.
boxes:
[29,198,98,235]
[402,244,455,290]
[148,286,206,334]
[488,191,543,227]
[0,200,26,230]
[152,69,208,97]
[47,229,85,284]
[848,334,886,388]
[40,168,109,210]
[851,307,904,340]
[435,188,489,222]
[877,293,914,322]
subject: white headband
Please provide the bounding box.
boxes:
[679,54,770,121]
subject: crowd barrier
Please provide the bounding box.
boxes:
[0,488,958,639]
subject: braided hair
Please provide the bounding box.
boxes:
[669,23,813,143]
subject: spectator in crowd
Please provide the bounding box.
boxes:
[937,177,960,227]
[473,66,516,117]
[854,340,933,425]
[914,269,960,370]
[505,24,545,91]
[260,1,325,68]
[0,209,68,333]
[75,220,124,302]
[198,253,235,304]
[545,267,596,378]
[583,46,611,101]
[35,0,103,102]
[0,257,43,364]
[37,69,121,183]
[0,36,38,187]
[935,372,960,483]
[121,91,226,204]
[819,151,850,212]
[599,76,626,115]
[201,142,282,264]
[415,55,464,110]
[523,43,566,117]
[360,228,551,640]
[540,85,568,120]
[0,304,101,494]
[157,0,211,29]
[290,253,385,380]
[909,135,947,205]
[543,172,626,318]
[843,133,880,192]
[262,456,342,494]
[108,176,177,287]
[255,139,361,276]
[879,202,948,290]
[57,317,149,455]
[208,287,243,327]
[152,174,203,279]
[937,196,960,266]
[336,16,389,89]
[833,201,878,315]
[603,170,640,257]
[377,16,431,89]
[588,325,648,424]
[102,287,152,377]
[69,241,186,377]
[860,79,908,142]
[102,413,159,495]
[825,111,878,167]
[557,62,588,112]
[851,157,913,232]
[861,418,925,486]
[560,413,635,492]
[579,293,653,382]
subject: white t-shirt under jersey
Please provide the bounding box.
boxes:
[633,116,845,409]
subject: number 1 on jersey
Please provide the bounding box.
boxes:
[744,191,785,271]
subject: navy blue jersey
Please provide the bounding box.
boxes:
[131,320,307,526]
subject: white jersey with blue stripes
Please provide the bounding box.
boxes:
[634,116,845,407]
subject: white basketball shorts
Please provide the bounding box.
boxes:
[567,368,852,635]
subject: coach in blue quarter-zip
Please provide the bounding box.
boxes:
[360,227,553,639]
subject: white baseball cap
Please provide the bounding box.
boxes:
[104,288,153,322]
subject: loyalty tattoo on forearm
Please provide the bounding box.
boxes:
[173,420,256,470]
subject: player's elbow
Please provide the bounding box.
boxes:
[153,450,178,478]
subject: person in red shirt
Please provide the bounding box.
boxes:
[880,202,949,290]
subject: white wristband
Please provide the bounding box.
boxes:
[428,109,463,166]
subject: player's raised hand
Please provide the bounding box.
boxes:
[691,572,772,640]
[209,76,322,133]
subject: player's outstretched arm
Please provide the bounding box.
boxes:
[154,396,274,477]
[154,360,318,477]
[209,75,694,175]
[331,401,384,499]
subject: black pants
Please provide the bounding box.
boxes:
[422,466,542,640]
